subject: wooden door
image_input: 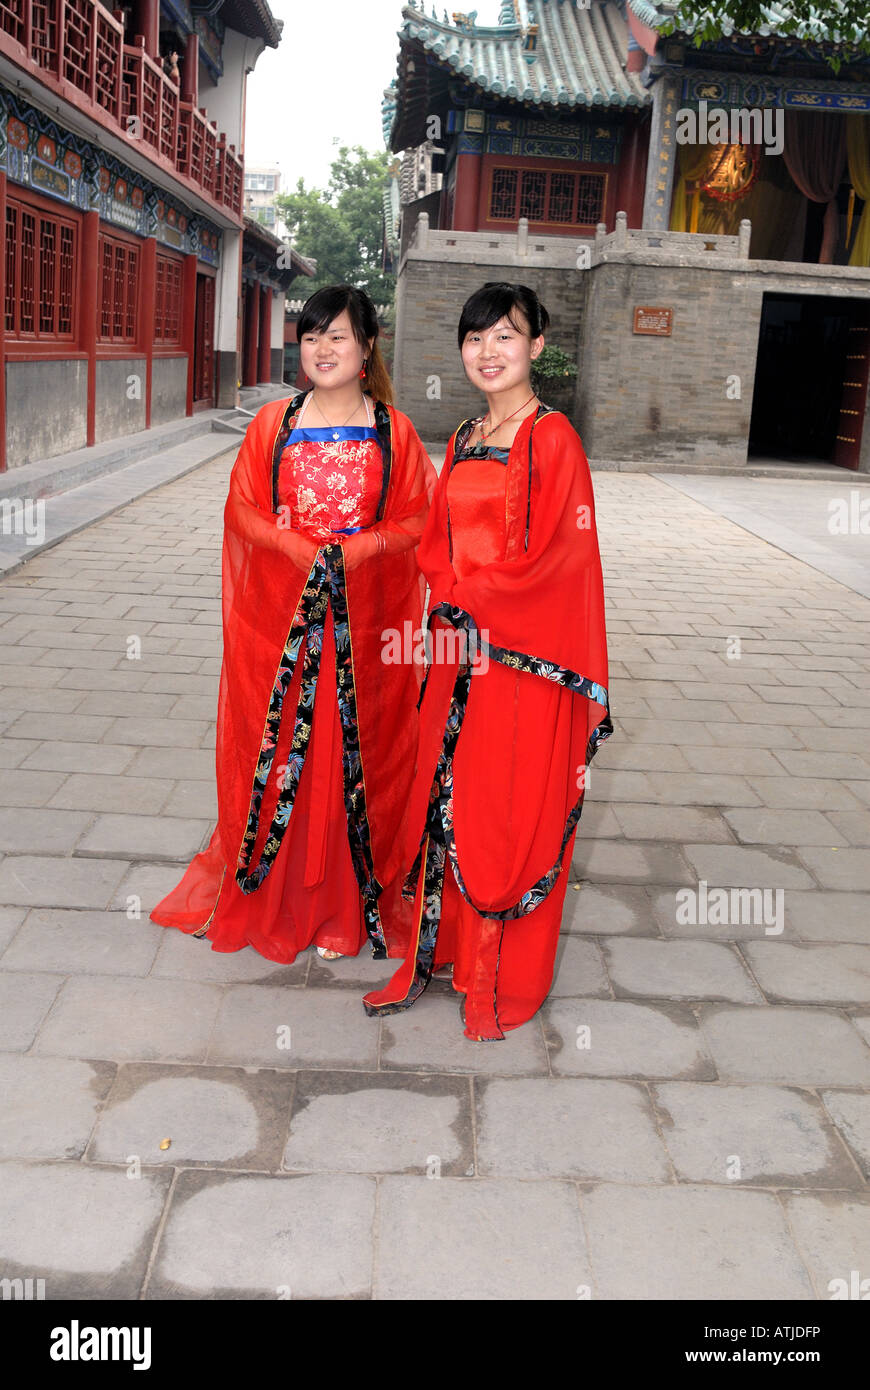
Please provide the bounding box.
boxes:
[833,304,870,470]
[193,271,215,403]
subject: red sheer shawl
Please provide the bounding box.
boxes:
[395,407,611,913]
[151,394,435,946]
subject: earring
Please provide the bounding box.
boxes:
[359,359,367,379]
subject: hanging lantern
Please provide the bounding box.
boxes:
[701,143,761,203]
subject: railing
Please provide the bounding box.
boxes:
[594,212,749,259]
[0,0,243,218]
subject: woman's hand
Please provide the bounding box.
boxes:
[340,530,381,572]
[277,529,320,573]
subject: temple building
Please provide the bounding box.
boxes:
[0,0,307,471]
[387,0,870,471]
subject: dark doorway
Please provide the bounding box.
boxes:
[193,272,216,404]
[748,293,870,468]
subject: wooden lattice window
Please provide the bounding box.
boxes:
[488,167,606,227]
[62,0,92,95]
[155,252,183,345]
[0,0,26,44]
[99,231,139,343]
[5,195,78,340]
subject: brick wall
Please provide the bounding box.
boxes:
[393,221,870,470]
[393,251,587,441]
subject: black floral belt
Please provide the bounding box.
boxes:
[372,602,613,1015]
[234,544,386,957]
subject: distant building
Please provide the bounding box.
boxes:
[244,163,284,233]
[0,0,308,470]
[386,0,870,471]
[242,222,314,387]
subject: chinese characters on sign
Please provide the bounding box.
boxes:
[633,307,674,336]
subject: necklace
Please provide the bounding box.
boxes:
[307,390,368,441]
[476,392,538,445]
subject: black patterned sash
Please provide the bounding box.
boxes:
[234,543,386,957]
[383,602,612,1008]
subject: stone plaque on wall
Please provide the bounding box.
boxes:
[633,307,673,336]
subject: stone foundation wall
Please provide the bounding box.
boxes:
[393,216,870,470]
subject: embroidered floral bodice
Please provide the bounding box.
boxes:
[277,396,384,543]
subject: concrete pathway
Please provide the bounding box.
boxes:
[0,451,869,1300]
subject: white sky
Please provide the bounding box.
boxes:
[244,0,504,190]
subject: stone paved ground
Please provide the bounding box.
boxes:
[1,450,869,1300]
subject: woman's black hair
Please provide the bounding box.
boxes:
[297,284,378,349]
[297,283,393,404]
[457,282,550,349]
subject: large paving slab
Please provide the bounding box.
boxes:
[283,1070,473,1176]
[698,1005,870,1086]
[580,1183,815,1299]
[602,938,763,1003]
[783,1194,870,1300]
[0,1160,171,1300]
[742,942,870,1005]
[0,854,130,909]
[207,985,380,1071]
[651,1081,860,1188]
[374,1176,591,1300]
[819,1091,870,1181]
[31,975,222,1063]
[0,1056,116,1159]
[379,993,550,1076]
[0,971,65,1050]
[1,909,163,976]
[475,1077,670,1182]
[148,1171,376,1299]
[88,1064,296,1171]
[542,998,716,1080]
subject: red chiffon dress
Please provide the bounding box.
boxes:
[364,408,611,1039]
[150,391,434,964]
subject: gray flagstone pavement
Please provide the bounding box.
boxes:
[1,445,869,1300]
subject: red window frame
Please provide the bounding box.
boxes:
[154,249,184,349]
[480,156,611,232]
[98,227,141,348]
[4,189,80,352]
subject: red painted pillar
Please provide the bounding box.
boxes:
[616,122,647,230]
[181,32,198,103]
[182,252,197,414]
[141,235,156,428]
[0,171,6,472]
[258,285,271,383]
[134,0,160,57]
[81,210,100,447]
[243,281,259,387]
[453,152,483,230]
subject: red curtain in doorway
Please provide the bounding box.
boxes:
[782,111,847,263]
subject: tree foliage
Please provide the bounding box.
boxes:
[276,146,395,305]
[658,3,870,75]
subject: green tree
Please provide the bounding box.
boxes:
[277,146,395,304]
[659,2,870,75]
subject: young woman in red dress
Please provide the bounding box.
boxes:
[151,285,436,965]
[364,283,612,1039]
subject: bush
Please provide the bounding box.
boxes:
[531,344,577,393]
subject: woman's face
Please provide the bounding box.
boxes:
[460,310,544,395]
[299,309,370,390]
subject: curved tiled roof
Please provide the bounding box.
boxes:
[392,0,648,150]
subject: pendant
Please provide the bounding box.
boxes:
[333,430,340,441]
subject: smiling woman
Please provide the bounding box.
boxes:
[364,282,612,1040]
[150,285,437,968]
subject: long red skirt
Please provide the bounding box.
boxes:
[152,607,407,962]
